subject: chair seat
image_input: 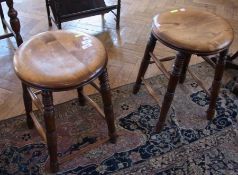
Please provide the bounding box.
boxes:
[14,31,107,90]
[152,9,234,54]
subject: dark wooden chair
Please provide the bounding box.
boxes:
[45,0,121,29]
[133,9,234,132]
[0,0,22,46]
[13,31,117,173]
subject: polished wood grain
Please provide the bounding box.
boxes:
[14,31,107,90]
[133,9,233,132]
[152,9,234,54]
[0,0,238,120]
[16,30,117,172]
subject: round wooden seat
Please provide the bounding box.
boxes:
[134,8,234,134]
[152,8,234,54]
[14,31,107,90]
[14,31,117,172]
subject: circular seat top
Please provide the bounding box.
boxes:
[14,31,107,90]
[152,8,234,54]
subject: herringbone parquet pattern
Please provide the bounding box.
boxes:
[0,0,237,120]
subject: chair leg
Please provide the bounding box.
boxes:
[57,22,62,30]
[133,33,157,94]
[22,83,34,129]
[116,0,121,30]
[6,0,23,46]
[156,52,190,132]
[99,69,117,143]
[0,3,7,30]
[179,54,191,83]
[206,49,227,120]
[77,86,86,106]
[45,0,52,26]
[42,90,59,173]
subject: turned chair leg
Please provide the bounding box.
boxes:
[156,52,190,132]
[57,22,62,30]
[99,69,117,143]
[45,0,52,26]
[133,33,157,94]
[6,0,23,46]
[179,55,191,84]
[206,49,227,120]
[77,86,86,106]
[0,3,7,30]
[116,0,121,30]
[42,90,59,173]
[22,83,34,129]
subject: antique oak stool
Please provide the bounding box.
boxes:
[13,31,117,172]
[133,9,234,132]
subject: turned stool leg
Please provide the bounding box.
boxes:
[0,3,7,30]
[42,90,58,173]
[22,83,34,129]
[133,33,157,94]
[99,69,117,143]
[206,49,227,120]
[156,52,190,132]
[45,0,52,27]
[179,55,191,84]
[77,86,86,106]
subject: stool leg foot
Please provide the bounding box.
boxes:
[22,83,34,129]
[179,55,191,84]
[206,49,227,120]
[99,69,117,143]
[133,33,157,94]
[156,52,189,132]
[42,90,59,173]
[77,87,86,106]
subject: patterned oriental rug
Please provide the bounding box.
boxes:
[0,62,237,175]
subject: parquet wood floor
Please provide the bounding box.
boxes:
[0,0,237,120]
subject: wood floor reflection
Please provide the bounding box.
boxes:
[0,0,237,120]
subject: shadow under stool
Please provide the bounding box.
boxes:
[133,9,234,132]
[13,31,117,173]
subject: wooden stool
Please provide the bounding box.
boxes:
[133,9,234,132]
[13,31,117,173]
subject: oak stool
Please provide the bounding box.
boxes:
[133,9,234,132]
[13,31,117,172]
